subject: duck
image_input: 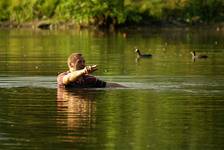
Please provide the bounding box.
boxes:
[135,48,152,58]
[190,51,208,59]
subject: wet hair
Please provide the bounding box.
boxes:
[67,53,82,68]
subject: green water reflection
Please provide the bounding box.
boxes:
[0,88,224,149]
[0,28,223,76]
[0,28,224,149]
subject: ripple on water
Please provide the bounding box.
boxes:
[0,76,223,94]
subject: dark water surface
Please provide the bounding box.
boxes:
[0,28,224,149]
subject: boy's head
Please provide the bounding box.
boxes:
[67,53,85,70]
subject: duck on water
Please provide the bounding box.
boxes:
[190,51,208,59]
[135,48,152,58]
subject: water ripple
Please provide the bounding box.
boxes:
[0,76,56,89]
[0,75,223,93]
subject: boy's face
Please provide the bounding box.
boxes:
[74,56,85,70]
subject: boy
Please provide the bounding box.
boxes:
[57,53,124,88]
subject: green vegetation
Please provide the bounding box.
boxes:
[0,0,223,28]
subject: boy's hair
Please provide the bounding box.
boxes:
[67,53,82,68]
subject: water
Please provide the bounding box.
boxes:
[0,28,224,149]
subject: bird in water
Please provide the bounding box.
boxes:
[135,48,152,58]
[190,51,208,59]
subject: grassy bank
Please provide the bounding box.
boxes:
[0,0,223,29]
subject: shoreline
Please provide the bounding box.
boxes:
[0,20,224,32]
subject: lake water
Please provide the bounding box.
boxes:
[0,28,224,149]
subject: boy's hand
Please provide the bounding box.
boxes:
[83,65,97,74]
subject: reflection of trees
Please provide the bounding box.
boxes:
[56,87,96,142]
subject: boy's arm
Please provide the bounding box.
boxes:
[62,69,85,85]
[63,65,97,85]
